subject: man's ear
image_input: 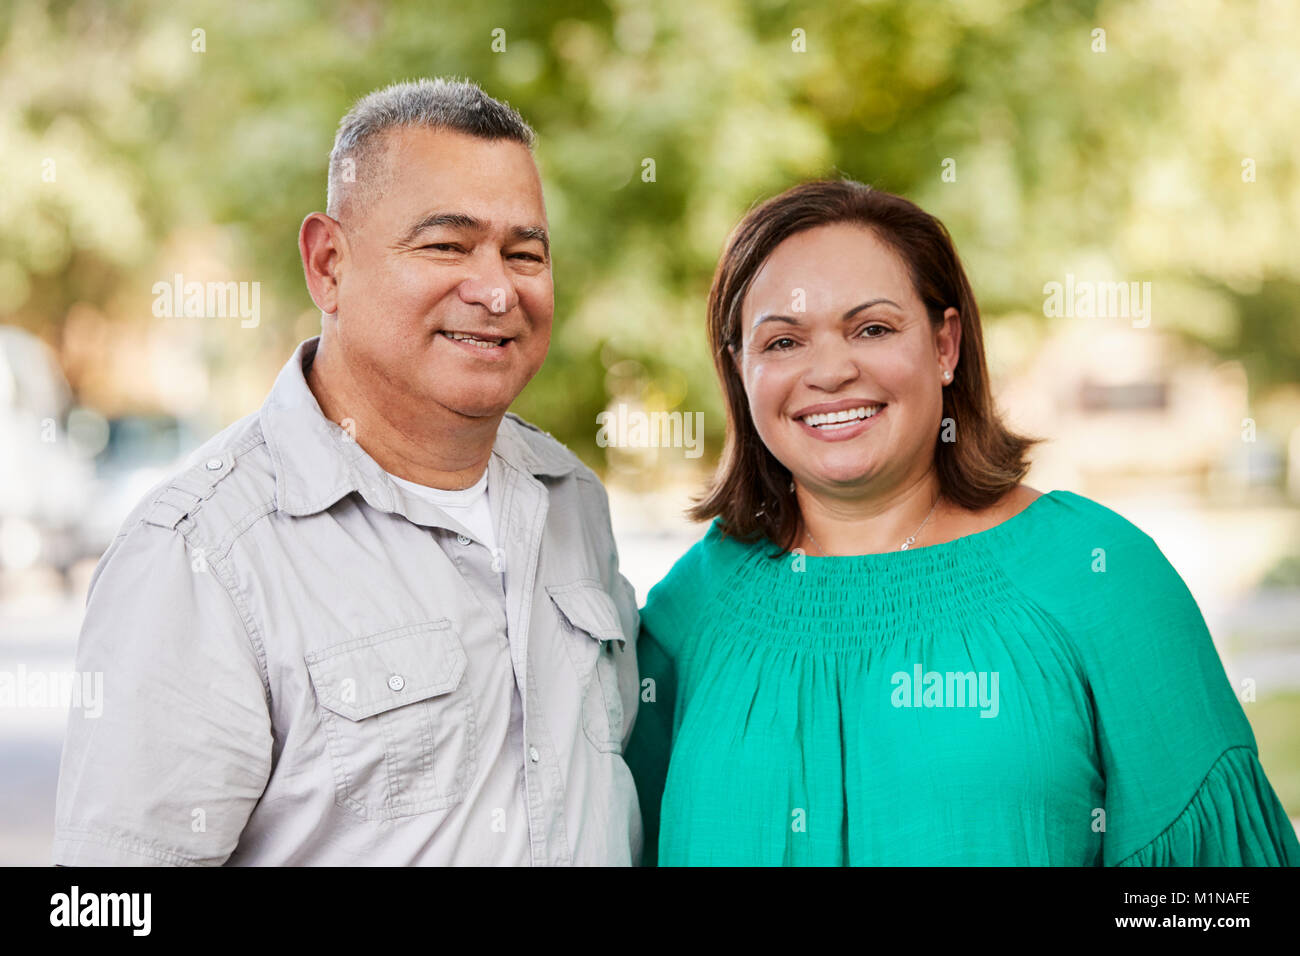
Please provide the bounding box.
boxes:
[299,213,347,316]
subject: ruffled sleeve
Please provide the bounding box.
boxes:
[1117,746,1299,866]
[1076,522,1300,866]
[993,491,1300,866]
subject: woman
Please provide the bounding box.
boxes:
[625,179,1300,866]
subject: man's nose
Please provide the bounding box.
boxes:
[457,253,519,315]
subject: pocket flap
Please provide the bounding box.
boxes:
[305,620,466,721]
[546,581,626,644]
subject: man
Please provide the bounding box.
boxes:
[52,78,642,865]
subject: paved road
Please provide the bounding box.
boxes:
[0,579,85,867]
[3,505,1297,866]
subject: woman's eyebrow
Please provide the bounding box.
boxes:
[752,297,902,330]
[842,297,902,319]
[751,313,802,331]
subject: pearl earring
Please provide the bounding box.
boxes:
[942,370,952,382]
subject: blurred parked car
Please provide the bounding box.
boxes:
[79,413,203,560]
[0,325,206,584]
[0,326,98,581]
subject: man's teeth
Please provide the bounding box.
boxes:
[443,331,505,349]
[802,405,884,428]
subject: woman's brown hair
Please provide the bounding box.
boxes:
[689,178,1042,552]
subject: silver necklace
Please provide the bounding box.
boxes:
[802,495,941,556]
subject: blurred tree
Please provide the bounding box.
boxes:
[1,0,1297,466]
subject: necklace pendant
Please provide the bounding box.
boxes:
[901,537,915,550]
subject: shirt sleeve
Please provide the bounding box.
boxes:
[1115,745,1299,866]
[580,471,642,753]
[629,582,691,868]
[622,525,718,867]
[622,593,680,868]
[52,516,273,866]
[1021,499,1300,866]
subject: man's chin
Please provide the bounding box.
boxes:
[433,390,515,422]
[453,406,509,422]
[423,394,508,421]
[412,369,517,418]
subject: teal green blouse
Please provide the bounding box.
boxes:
[625,490,1300,866]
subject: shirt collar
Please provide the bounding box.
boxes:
[259,336,577,519]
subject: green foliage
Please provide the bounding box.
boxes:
[3,0,1298,465]
[1247,691,1300,817]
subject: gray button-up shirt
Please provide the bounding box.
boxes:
[52,336,643,866]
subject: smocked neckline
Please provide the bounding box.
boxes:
[702,490,1065,649]
[770,488,1062,567]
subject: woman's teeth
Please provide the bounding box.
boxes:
[442,331,505,349]
[801,405,884,429]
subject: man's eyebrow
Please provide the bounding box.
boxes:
[400,211,482,245]
[510,225,550,258]
[400,212,549,258]
[751,298,902,331]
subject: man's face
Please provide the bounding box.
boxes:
[332,126,553,419]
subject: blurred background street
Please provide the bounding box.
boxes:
[4,482,1300,865]
[3,0,1300,865]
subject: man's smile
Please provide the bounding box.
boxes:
[437,328,516,359]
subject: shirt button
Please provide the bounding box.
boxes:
[528,746,540,763]
[456,534,471,546]
[205,457,223,471]
[387,674,405,692]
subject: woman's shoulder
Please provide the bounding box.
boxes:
[647,517,747,594]
[641,518,757,627]
[976,486,1185,611]
[1038,487,1148,532]
[986,485,1156,550]
[987,487,1195,619]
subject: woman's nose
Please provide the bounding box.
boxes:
[802,340,861,391]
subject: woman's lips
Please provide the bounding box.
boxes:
[794,404,886,441]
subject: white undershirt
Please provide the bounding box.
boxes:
[386,468,498,556]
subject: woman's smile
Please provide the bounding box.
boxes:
[793,401,888,441]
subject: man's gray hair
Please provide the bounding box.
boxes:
[326,77,535,222]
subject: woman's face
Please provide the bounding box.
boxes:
[733,223,961,500]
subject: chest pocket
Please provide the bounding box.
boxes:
[305,620,477,821]
[548,581,627,754]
